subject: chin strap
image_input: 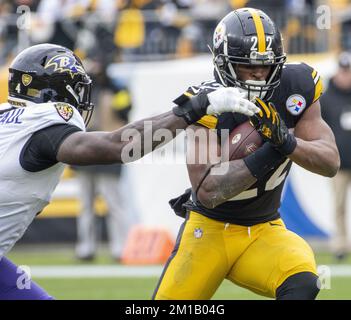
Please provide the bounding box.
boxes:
[241,80,268,101]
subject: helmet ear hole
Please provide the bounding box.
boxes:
[42,89,57,103]
[216,56,225,67]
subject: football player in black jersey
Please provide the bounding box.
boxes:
[153,8,340,300]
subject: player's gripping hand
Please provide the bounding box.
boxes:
[250,97,297,155]
[206,87,260,116]
[173,87,260,124]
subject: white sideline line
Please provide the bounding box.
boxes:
[29,265,164,278]
[24,265,351,278]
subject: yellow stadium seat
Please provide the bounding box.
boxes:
[114,9,145,49]
[0,66,9,103]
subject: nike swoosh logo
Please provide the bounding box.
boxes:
[269,222,281,227]
[190,87,201,94]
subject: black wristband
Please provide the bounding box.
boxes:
[276,133,297,156]
[243,143,285,180]
[172,92,209,124]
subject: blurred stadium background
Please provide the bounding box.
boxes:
[1,0,351,299]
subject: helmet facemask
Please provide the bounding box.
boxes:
[65,76,94,126]
[213,47,286,101]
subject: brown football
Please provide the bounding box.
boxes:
[224,121,263,160]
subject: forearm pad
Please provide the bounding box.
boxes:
[172,91,209,124]
[243,143,286,180]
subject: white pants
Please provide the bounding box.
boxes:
[75,170,137,258]
[332,169,351,254]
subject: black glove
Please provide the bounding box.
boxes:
[169,188,192,218]
[172,90,210,124]
[250,98,297,155]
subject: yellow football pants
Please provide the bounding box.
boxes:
[153,211,317,299]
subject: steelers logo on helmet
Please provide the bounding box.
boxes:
[286,94,306,115]
[213,22,226,49]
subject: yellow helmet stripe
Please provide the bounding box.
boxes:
[248,8,266,53]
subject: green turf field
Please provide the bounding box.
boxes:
[28,276,351,300]
[6,245,351,300]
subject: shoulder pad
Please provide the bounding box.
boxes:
[280,62,323,109]
[33,102,85,131]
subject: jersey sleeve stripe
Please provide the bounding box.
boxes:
[184,92,194,98]
[312,69,317,79]
[196,115,218,129]
[313,77,323,103]
[312,68,320,84]
[313,74,320,85]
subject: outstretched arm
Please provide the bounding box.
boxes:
[57,87,260,166]
[57,111,186,165]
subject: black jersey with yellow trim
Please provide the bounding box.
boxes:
[179,62,323,226]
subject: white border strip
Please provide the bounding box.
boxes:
[30,265,163,278]
[27,265,351,278]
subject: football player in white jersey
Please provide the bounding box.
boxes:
[0,43,259,299]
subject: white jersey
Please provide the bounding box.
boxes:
[0,98,85,256]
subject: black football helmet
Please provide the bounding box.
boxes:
[8,43,94,124]
[211,8,286,100]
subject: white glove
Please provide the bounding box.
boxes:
[206,87,260,116]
